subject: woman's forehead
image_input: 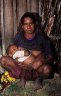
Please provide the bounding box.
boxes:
[23,17,33,23]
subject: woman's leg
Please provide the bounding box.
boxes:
[0,56,21,78]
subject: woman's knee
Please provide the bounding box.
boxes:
[42,65,51,74]
[33,61,42,69]
[0,56,14,66]
[0,56,7,65]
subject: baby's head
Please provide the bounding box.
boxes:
[7,44,30,60]
[6,44,18,57]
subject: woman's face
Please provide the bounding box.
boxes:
[22,17,35,34]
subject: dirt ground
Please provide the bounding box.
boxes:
[0,75,61,96]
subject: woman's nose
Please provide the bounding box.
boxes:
[27,24,31,29]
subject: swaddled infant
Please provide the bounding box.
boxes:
[7,44,41,66]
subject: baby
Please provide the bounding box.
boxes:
[7,44,31,62]
[6,44,41,68]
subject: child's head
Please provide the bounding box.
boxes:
[6,44,18,57]
[6,44,30,61]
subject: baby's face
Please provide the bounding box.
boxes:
[9,45,18,57]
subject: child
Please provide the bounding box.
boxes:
[6,44,42,68]
[6,44,31,63]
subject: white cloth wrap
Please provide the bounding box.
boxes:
[13,50,24,59]
[18,55,30,62]
[13,50,30,62]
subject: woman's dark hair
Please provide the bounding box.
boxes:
[17,12,36,33]
[17,12,42,34]
[21,12,36,24]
